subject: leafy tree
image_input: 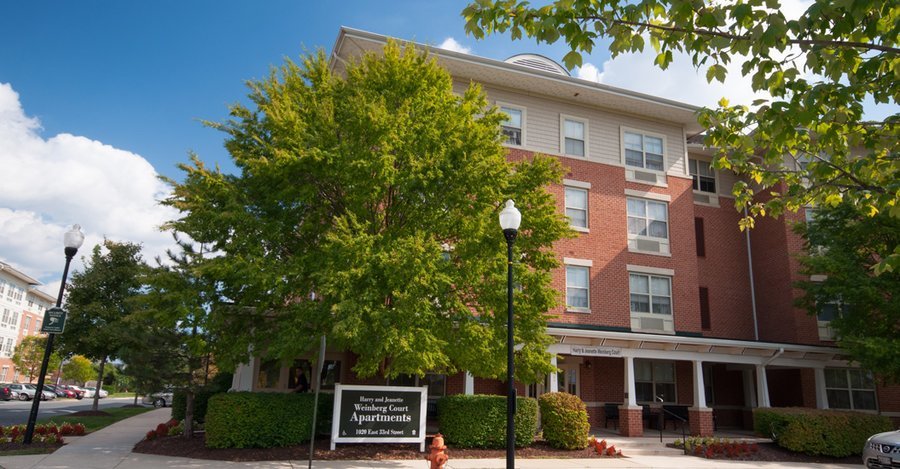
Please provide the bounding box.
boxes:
[464,0,900,270]
[795,203,900,382]
[164,42,571,384]
[62,355,94,385]
[118,324,185,405]
[11,336,61,382]
[58,240,146,410]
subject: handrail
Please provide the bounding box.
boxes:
[656,405,687,443]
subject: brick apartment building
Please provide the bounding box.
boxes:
[229,28,900,436]
[0,261,54,383]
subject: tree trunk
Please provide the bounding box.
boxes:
[133,392,139,406]
[92,357,106,411]
[183,389,194,439]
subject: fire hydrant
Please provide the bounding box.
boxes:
[425,433,449,469]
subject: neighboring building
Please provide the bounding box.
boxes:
[0,261,54,383]
[230,28,900,435]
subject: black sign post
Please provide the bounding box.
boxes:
[330,384,427,451]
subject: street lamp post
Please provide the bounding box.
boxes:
[499,200,521,469]
[24,224,84,444]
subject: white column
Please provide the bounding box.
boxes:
[693,360,707,408]
[624,355,637,406]
[464,372,475,395]
[755,364,771,408]
[549,355,559,393]
[743,368,758,408]
[814,368,829,409]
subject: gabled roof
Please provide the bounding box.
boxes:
[0,261,41,286]
[332,27,704,134]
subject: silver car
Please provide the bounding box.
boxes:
[141,389,174,408]
[864,430,900,468]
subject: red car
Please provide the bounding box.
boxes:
[56,385,85,399]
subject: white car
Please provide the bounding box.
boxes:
[864,430,900,468]
[82,387,108,398]
[141,389,174,408]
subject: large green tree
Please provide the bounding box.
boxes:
[11,336,61,382]
[464,0,900,270]
[58,240,146,410]
[795,203,900,382]
[164,42,571,383]
[62,354,94,385]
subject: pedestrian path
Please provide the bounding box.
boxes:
[0,408,861,469]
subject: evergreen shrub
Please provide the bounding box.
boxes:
[538,392,589,449]
[205,392,319,448]
[437,394,538,448]
[753,407,891,457]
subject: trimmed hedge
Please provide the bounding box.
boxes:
[437,394,538,448]
[171,388,219,423]
[538,392,589,449]
[754,407,892,457]
[206,392,321,448]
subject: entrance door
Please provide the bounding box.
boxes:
[558,363,580,396]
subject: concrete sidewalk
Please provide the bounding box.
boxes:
[0,408,862,468]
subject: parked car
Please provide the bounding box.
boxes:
[16,384,55,401]
[44,384,69,398]
[864,429,900,468]
[58,384,85,399]
[0,383,15,401]
[141,389,174,408]
[83,387,108,398]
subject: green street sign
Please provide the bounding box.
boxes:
[41,307,67,334]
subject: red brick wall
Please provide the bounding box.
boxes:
[800,368,818,408]
[876,382,900,426]
[676,361,694,406]
[767,369,805,407]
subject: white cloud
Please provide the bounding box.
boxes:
[438,37,472,55]
[0,83,178,295]
[575,63,603,83]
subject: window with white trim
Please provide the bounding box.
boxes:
[24,316,31,331]
[689,159,716,193]
[624,131,664,171]
[0,366,7,381]
[630,273,672,316]
[816,301,843,340]
[627,198,668,239]
[635,360,676,403]
[561,117,586,157]
[565,265,590,311]
[564,187,588,229]
[825,368,876,410]
[500,106,524,146]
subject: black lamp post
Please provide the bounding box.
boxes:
[499,200,521,469]
[24,224,84,444]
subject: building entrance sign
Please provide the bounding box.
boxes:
[570,345,622,357]
[330,384,428,451]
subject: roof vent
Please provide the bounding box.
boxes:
[504,54,570,76]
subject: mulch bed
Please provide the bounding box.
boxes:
[0,441,63,454]
[134,434,600,461]
[669,442,861,465]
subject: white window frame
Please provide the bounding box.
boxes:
[629,272,675,333]
[689,158,718,194]
[621,128,666,172]
[498,102,526,147]
[626,197,670,255]
[564,185,589,232]
[560,114,588,158]
[824,368,877,411]
[816,301,842,340]
[564,261,591,313]
[634,359,677,404]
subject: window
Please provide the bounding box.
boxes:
[1,309,8,325]
[565,187,588,229]
[256,359,281,389]
[24,317,31,331]
[0,366,7,381]
[627,198,668,240]
[288,359,311,391]
[566,265,590,311]
[825,368,876,410]
[561,116,586,157]
[635,360,676,403]
[694,217,706,257]
[630,273,672,316]
[624,131,664,171]
[500,106,523,146]
[699,287,711,330]
[318,360,341,390]
[10,312,18,327]
[3,338,12,355]
[689,159,716,193]
[817,301,843,340]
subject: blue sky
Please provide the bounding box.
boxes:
[0,1,582,180]
[1,0,895,292]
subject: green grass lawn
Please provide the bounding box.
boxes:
[107,392,139,398]
[38,406,153,433]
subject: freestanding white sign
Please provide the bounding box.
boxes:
[330,384,428,451]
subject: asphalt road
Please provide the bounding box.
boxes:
[0,397,144,426]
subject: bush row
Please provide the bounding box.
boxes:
[538,392,589,449]
[754,407,892,457]
[437,394,538,448]
[206,392,320,448]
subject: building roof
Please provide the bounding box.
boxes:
[0,261,41,286]
[28,288,56,304]
[331,27,705,134]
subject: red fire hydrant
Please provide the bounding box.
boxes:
[425,433,449,469]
